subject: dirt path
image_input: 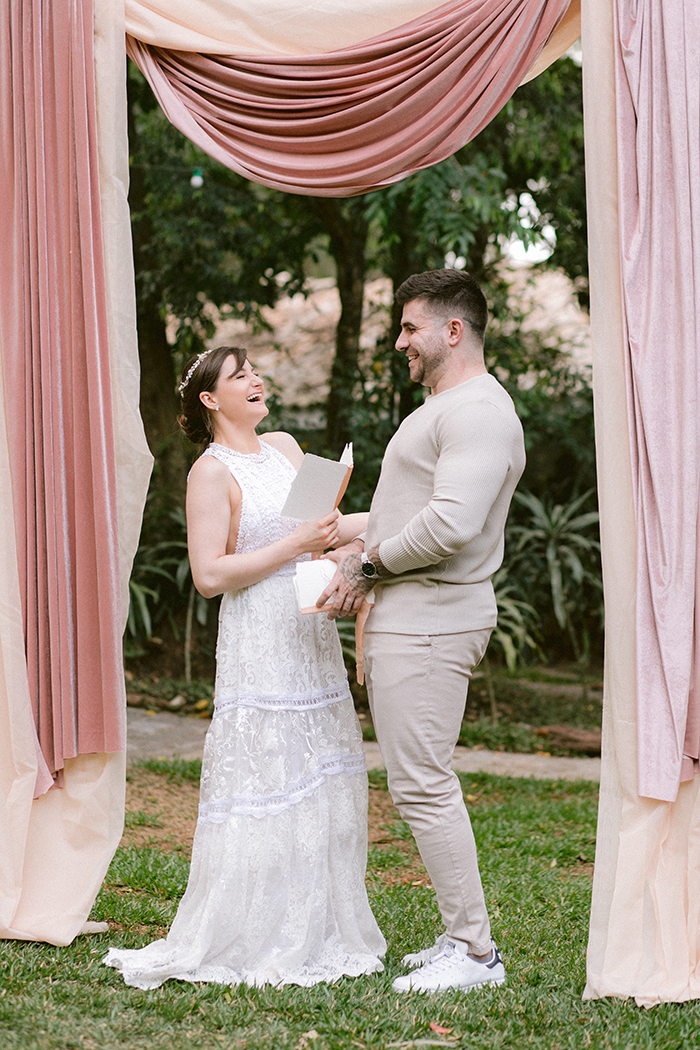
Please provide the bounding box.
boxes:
[127,708,601,782]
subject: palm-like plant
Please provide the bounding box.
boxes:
[506,489,602,663]
[480,568,541,722]
[489,568,542,672]
[126,506,215,679]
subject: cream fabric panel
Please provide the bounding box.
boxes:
[125,0,579,67]
[582,0,700,1005]
[3,754,126,945]
[95,0,154,619]
[0,320,46,935]
[125,0,449,55]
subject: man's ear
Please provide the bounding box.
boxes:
[447,317,465,344]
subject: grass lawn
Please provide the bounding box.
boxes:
[1,764,697,1049]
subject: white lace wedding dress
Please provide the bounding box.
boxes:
[104,440,385,988]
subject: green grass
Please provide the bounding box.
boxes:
[467,671,603,734]
[134,757,203,783]
[456,717,540,754]
[1,766,697,1049]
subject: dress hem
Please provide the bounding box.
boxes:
[103,950,385,990]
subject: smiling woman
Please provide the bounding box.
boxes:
[103,343,384,989]
[177,345,250,447]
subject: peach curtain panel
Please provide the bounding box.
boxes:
[583,0,700,1004]
[0,0,150,943]
[126,0,573,196]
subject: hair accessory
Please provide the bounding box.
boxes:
[178,346,218,394]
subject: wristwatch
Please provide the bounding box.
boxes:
[360,552,380,580]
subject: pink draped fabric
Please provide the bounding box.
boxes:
[614,0,700,802]
[127,0,570,196]
[0,0,126,779]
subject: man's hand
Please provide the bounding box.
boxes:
[317,543,373,619]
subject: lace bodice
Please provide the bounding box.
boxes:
[201,440,305,576]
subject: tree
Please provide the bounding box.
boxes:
[127,64,320,489]
[311,199,369,451]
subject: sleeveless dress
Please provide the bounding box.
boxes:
[104,440,386,988]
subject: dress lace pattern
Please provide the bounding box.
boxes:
[104,439,385,989]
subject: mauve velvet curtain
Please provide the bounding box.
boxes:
[0,0,125,780]
[126,0,572,196]
[614,0,700,804]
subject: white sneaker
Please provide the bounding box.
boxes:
[392,939,506,993]
[402,932,449,969]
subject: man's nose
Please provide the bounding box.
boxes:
[395,331,408,351]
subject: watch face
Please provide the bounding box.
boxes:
[361,561,378,579]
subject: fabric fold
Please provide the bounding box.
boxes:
[583,0,700,1004]
[0,0,126,778]
[127,0,571,196]
[613,0,700,803]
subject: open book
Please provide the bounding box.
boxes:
[281,443,353,520]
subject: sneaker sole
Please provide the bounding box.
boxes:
[392,976,506,994]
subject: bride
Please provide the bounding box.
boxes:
[104,344,385,988]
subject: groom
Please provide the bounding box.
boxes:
[319,268,525,993]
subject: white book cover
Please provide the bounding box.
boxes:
[281,443,353,520]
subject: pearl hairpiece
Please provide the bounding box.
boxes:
[178,346,217,394]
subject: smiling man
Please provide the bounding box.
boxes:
[319,268,526,993]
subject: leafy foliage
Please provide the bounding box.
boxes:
[124,495,218,676]
[507,489,602,664]
[489,568,542,671]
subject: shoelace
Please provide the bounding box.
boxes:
[404,933,448,968]
[419,943,496,975]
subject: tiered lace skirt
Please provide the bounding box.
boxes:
[104,574,386,988]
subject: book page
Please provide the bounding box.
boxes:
[294,559,338,613]
[281,443,353,520]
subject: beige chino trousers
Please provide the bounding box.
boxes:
[364,629,493,955]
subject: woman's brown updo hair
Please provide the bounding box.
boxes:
[177,345,248,447]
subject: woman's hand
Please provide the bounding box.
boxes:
[291,510,341,554]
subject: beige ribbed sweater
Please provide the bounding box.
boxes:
[365,373,525,635]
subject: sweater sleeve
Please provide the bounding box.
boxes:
[378,398,514,575]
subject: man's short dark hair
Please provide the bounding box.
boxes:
[395,269,488,341]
